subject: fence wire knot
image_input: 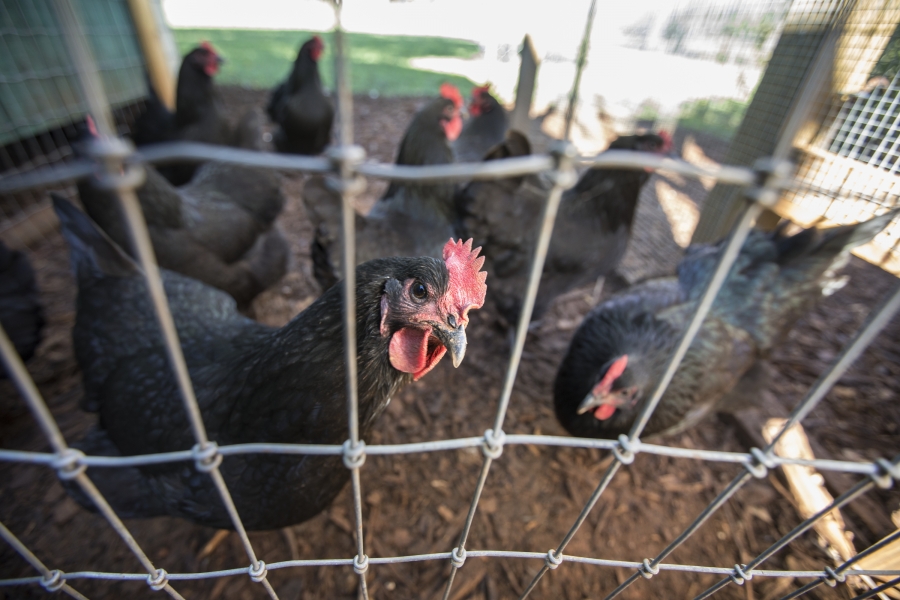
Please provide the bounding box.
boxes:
[40,570,64,592]
[744,448,769,479]
[353,553,369,575]
[482,429,505,459]
[749,447,775,469]
[248,561,267,582]
[730,564,753,585]
[823,566,846,587]
[325,144,367,195]
[545,549,563,570]
[146,568,168,591]
[52,448,86,480]
[639,559,659,579]
[747,157,792,208]
[451,547,467,569]
[92,163,147,193]
[342,439,367,469]
[872,458,898,489]
[612,434,636,465]
[548,141,578,188]
[325,173,367,196]
[192,442,222,472]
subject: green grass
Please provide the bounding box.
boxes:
[676,97,749,141]
[173,29,480,96]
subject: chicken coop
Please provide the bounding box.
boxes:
[0,0,179,250]
[1,0,900,599]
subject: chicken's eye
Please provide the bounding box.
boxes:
[411,282,428,300]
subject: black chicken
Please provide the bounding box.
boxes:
[74,127,288,309]
[0,241,44,376]
[130,73,175,148]
[305,84,464,290]
[458,131,671,327]
[267,36,334,155]
[453,85,509,163]
[379,83,463,203]
[132,42,255,185]
[554,210,898,440]
[54,196,487,530]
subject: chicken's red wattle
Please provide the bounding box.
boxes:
[594,404,617,420]
[443,114,463,142]
[389,326,447,380]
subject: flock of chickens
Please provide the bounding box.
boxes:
[1,36,895,533]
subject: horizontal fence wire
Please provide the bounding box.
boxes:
[0,142,759,196]
[779,530,900,600]
[1,0,899,598]
[0,436,890,475]
[1,550,899,586]
[0,521,89,599]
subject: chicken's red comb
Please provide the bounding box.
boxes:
[472,84,491,98]
[442,238,487,318]
[658,130,673,152]
[85,115,98,137]
[593,355,628,396]
[200,41,216,53]
[440,83,463,109]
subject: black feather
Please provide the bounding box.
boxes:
[57,199,456,530]
[555,210,898,440]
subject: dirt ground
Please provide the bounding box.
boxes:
[1,87,899,600]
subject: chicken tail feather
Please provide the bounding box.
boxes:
[51,194,139,281]
[815,207,900,254]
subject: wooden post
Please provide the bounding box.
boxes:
[127,0,176,110]
[511,35,539,133]
[691,0,900,244]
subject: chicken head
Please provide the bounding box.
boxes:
[380,238,487,380]
[439,83,464,141]
[194,41,224,77]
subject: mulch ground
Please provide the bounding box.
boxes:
[1,87,898,600]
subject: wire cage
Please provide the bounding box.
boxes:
[0,0,151,251]
[1,0,900,599]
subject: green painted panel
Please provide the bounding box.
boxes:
[0,0,147,146]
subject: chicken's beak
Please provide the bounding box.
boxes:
[577,391,604,415]
[434,323,467,368]
[577,389,624,416]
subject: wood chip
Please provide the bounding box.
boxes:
[763,419,856,562]
[437,505,455,522]
[327,510,353,535]
[198,529,230,560]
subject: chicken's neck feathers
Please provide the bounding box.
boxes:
[287,56,323,94]
[175,66,218,129]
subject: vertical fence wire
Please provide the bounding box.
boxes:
[519,200,767,600]
[2,0,899,598]
[50,0,279,597]
[520,3,878,597]
[778,529,900,600]
[0,322,186,600]
[0,510,90,598]
[438,2,596,597]
[851,576,900,600]
[690,284,900,599]
[329,2,371,598]
[694,473,896,600]
[605,278,900,600]
[562,0,597,141]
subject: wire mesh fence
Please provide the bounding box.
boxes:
[0,0,899,599]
